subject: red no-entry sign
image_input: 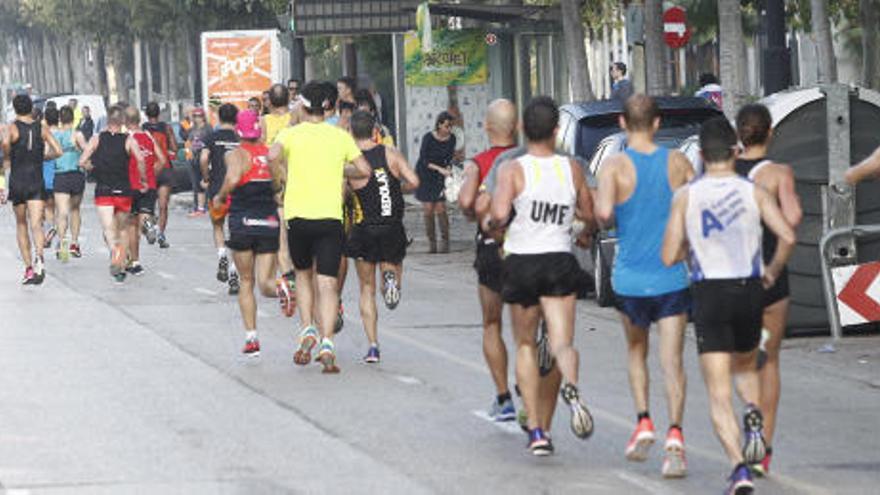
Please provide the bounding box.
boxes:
[663,7,691,49]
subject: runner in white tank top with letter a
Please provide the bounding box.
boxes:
[662,117,795,495]
[489,96,595,457]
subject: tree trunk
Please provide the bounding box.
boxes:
[168,38,179,101]
[718,0,747,118]
[160,42,170,100]
[644,0,667,96]
[95,42,109,102]
[810,0,837,83]
[560,0,595,102]
[861,0,880,89]
[186,28,199,101]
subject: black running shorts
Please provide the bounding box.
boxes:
[763,266,790,307]
[157,168,174,188]
[9,185,43,206]
[287,218,344,277]
[345,222,407,264]
[53,172,86,196]
[474,241,504,294]
[692,278,764,354]
[131,189,157,216]
[502,252,585,307]
[227,234,280,254]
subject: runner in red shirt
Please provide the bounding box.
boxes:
[125,107,166,275]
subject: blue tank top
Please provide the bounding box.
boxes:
[54,129,81,174]
[611,147,689,296]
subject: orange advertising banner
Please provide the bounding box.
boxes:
[201,30,281,115]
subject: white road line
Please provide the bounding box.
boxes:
[194,287,216,296]
[471,410,522,436]
[393,374,423,386]
[613,470,676,495]
[382,327,831,495]
[157,271,176,280]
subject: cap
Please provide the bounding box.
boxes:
[236,109,261,139]
[192,107,206,117]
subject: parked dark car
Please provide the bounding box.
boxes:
[556,97,723,306]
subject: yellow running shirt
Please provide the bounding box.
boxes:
[276,122,362,221]
[264,112,291,145]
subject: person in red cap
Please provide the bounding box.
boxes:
[211,109,283,357]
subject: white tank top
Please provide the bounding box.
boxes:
[505,154,576,255]
[685,175,763,281]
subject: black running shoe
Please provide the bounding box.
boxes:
[560,383,594,439]
[126,263,145,276]
[217,256,229,282]
[528,428,553,456]
[537,320,555,377]
[228,272,240,295]
[742,405,766,465]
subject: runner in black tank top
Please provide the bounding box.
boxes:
[734,103,803,476]
[79,105,147,283]
[202,104,241,294]
[2,94,62,284]
[346,111,420,363]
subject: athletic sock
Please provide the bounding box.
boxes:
[218,247,226,259]
[497,392,512,404]
[245,330,257,341]
[637,411,650,422]
[229,261,238,274]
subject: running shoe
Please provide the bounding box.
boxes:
[228,272,240,295]
[126,262,145,276]
[725,464,754,495]
[318,339,340,374]
[528,428,553,456]
[625,417,656,462]
[742,405,767,465]
[113,272,127,284]
[58,238,70,263]
[751,449,772,477]
[560,383,594,439]
[293,326,319,365]
[43,226,57,249]
[488,397,516,422]
[69,243,82,258]
[217,256,229,282]
[157,233,170,249]
[363,345,380,364]
[662,427,687,478]
[537,320,555,377]
[21,266,36,285]
[382,270,400,309]
[756,328,770,370]
[142,217,158,245]
[33,256,45,285]
[334,304,344,333]
[242,337,260,357]
[276,275,296,317]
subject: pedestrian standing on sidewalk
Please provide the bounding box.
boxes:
[415,111,456,253]
[187,108,211,216]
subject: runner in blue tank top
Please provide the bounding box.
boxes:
[596,94,694,478]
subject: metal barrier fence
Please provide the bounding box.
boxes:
[819,224,880,346]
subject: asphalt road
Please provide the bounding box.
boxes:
[0,193,877,494]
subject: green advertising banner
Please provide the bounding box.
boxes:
[404,29,488,86]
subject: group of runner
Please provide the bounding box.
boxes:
[7,76,878,494]
[457,94,803,494]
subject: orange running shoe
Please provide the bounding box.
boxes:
[625,417,656,461]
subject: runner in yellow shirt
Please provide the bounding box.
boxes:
[270,81,371,373]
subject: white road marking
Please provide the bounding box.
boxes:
[157,271,176,280]
[194,287,216,296]
[393,374,423,385]
[471,410,522,436]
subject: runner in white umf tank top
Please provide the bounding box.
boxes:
[662,117,795,495]
[489,96,596,457]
